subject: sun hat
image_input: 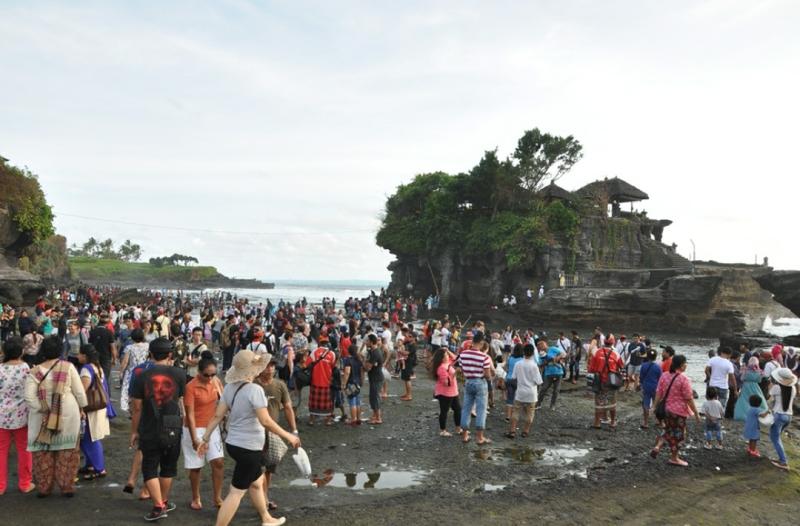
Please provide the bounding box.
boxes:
[226,349,270,383]
[771,367,798,387]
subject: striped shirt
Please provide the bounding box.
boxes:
[458,348,491,379]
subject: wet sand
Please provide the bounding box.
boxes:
[3,374,799,525]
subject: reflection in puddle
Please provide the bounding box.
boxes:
[474,445,590,466]
[483,483,506,492]
[290,470,428,490]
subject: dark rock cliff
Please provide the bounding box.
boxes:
[0,204,46,304]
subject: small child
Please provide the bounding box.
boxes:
[701,387,725,450]
[743,394,767,457]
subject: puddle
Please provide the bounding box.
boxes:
[474,445,590,466]
[483,483,507,492]
[290,470,428,490]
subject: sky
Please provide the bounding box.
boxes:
[1,0,798,282]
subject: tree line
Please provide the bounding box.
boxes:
[68,237,142,262]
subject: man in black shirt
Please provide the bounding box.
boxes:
[364,334,385,425]
[89,314,117,380]
[131,337,187,522]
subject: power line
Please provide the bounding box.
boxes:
[56,212,376,237]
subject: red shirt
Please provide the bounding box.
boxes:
[661,357,672,373]
[310,347,336,388]
[588,347,624,383]
[339,336,352,358]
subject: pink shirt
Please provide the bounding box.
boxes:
[435,363,458,397]
[656,372,693,417]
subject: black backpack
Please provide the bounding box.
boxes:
[152,397,182,448]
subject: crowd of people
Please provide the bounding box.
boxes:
[0,289,798,524]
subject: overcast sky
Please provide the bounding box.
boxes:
[1,1,798,281]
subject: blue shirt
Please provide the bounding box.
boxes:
[541,346,566,377]
[743,406,762,441]
[640,361,662,394]
[506,356,523,381]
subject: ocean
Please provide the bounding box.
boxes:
[202,280,387,305]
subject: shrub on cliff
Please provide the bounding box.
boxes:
[0,161,55,243]
[377,128,581,269]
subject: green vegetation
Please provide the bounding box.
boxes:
[0,161,55,242]
[376,127,582,269]
[69,256,220,282]
[68,237,143,262]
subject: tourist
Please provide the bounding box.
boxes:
[0,337,34,496]
[767,367,797,470]
[734,357,767,421]
[535,337,566,410]
[62,320,86,368]
[78,344,114,480]
[650,355,700,467]
[275,329,295,386]
[660,345,675,373]
[567,331,582,383]
[130,337,187,521]
[24,336,88,497]
[256,356,298,511]
[639,349,661,429]
[587,336,624,429]
[459,333,493,445]
[183,354,225,511]
[22,327,44,367]
[220,316,237,372]
[725,349,743,418]
[119,328,150,413]
[143,319,160,343]
[197,349,300,526]
[342,343,364,426]
[307,337,336,426]
[504,344,524,422]
[507,343,543,439]
[364,334,385,425]
[705,347,737,410]
[763,346,783,379]
[399,327,416,401]
[431,346,462,437]
[184,327,208,381]
[625,334,646,391]
[701,387,724,450]
[89,313,117,381]
[743,394,765,458]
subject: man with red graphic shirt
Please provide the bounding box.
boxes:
[131,337,187,522]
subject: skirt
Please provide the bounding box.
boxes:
[309,385,333,416]
[594,388,617,411]
[662,412,687,452]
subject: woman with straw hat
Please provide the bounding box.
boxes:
[197,349,300,526]
[768,367,797,470]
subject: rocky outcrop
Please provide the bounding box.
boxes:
[754,271,800,319]
[0,204,45,305]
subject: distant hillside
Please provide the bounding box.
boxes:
[68,257,273,289]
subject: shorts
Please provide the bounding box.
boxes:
[181,427,223,469]
[627,364,641,376]
[226,443,264,490]
[506,383,517,406]
[642,391,655,410]
[400,363,414,381]
[513,400,535,422]
[347,393,361,407]
[140,440,181,481]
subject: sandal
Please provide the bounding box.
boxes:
[521,431,529,438]
[504,432,516,439]
[440,430,453,437]
[190,502,203,511]
[476,438,493,445]
[123,484,134,494]
[462,431,471,443]
[83,470,107,481]
[649,447,661,459]
[668,458,689,467]
[268,501,278,511]
[771,460,790,470]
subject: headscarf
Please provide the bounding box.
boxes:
[771,344,784,365]
[746,356,761,373]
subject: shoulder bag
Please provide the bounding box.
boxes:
[221,382,246,442]
[654,373,680,421]
[85,365,109,412]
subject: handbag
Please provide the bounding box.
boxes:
[602,350,623,390]
[654,373,680,421]
[262,431,289,470]
[344,383,361,397]
[84,365,108,412]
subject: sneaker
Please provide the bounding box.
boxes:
[747,449,761,458]
[163,501,177,512]
[144,506,168,522]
